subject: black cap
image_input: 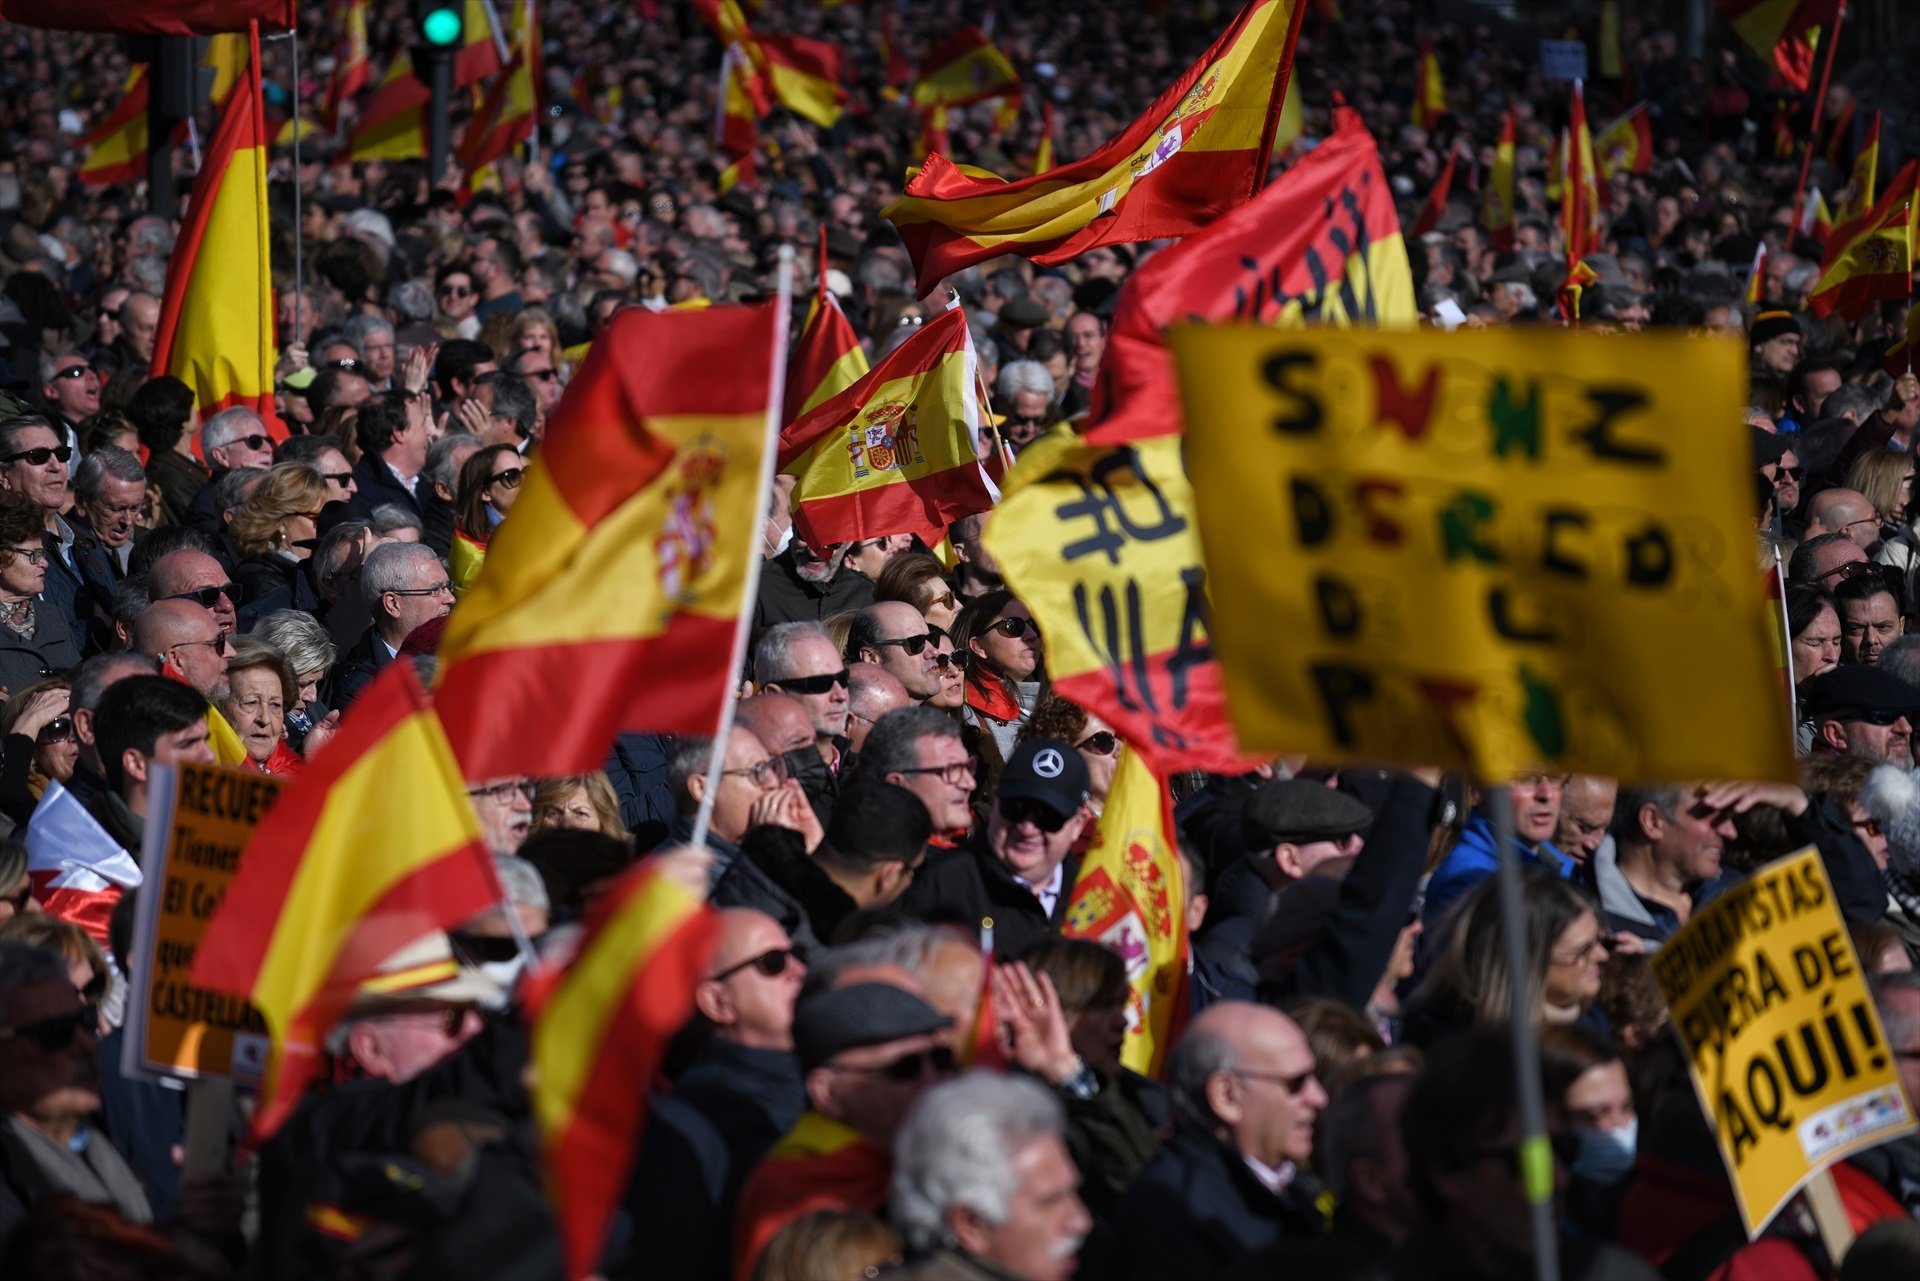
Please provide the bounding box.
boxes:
[1241,777,1374,849]
[996,738,1090,819]
[1804,666,1920,722]
[1751,310,1799,346]
[998,297,1050,330]
[1752,426,1791,468]
[793,983,952,1073]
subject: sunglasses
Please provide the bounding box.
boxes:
[999,796,1072,833]
[441,284,473,298]
[987,617,1035,639]
[1075,730,1119,755]
[38,715,72,745]
[163,584,233,609]
[449,931,527,965]
[222,433,274,452]
[1816,561,1882,584]
[524,369,559,382]
[930,651,957,671]
[1006,414,1049,427]
[841,1044,957,1082]
[710,946,805,982]
[0,1007,91,1052]
[776,668,849,695]
[50,364,93,380]
[874,633,930,656]
[3,445,71,467]
[1774,465,1804,482]
[1851,707,1914,727]
[1230,1066,1320,1095]
[322,358,362,373]
[490,467,525,489]
[321,470,354,486]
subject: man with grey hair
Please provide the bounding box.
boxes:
[419,431,480,557]
[332,541,451,707]
[474,371,537,452]
[755,620,851,767]
[185,406,277,538]
[386,279,439,353]
[342,314,397,390]
[38,351,98,452]
[1107,1002,1327,1278]
[849,601,940,703]
[846,663,910,757]
[995,359,1057,449]
[69,446,146,644]
[890,1072,1091,1281]
[860,705,975,836]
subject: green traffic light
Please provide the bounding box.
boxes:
[421,6,463,46]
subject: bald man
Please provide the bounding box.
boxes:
[846,662,911,755]
[737,691,835,818]
[1808,488,1882,553]
[148,548,237,637]
[131,600,233,705]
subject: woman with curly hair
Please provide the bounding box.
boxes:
[229,462,330,626]
[0,492,77,696]
[1018,691,1120,811]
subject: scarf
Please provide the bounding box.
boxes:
[965,670,1020,724]
[1887,863,1920,934]
[0,597,34,641]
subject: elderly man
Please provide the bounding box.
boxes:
[466,777,534,856]
[1807,488,1883,553]
[71,447,145,578]
[736,691,834,819]
[733,981,954,1278]
[755,539,878,630]
[996,359,1058,449]
[862,706,978,840]
[846,663,911,757]
[850,601,941,703]
[1806,666,1920,766]
[332,541,452,707]
[1554,775,1619,867]
[39,351,99,453]
[1106,1002,1328,1279]
[665,726,809,883]
[754,620,851,769]
[149,547,238,637]
[625,908,810,1281]
[0,414,85,635]
[473,371,538,452]
[1424,772,1570,927]
[132,599,234,706]
[349,391,431,521]
[889,1073,1092,1281]
[119,292,160,369]
[1749,310,1802,377]
[184,406,277,537]
[903,739,1090,958]
[504,347,564,418]
[0,942,153,1237]
[343,315,398,391]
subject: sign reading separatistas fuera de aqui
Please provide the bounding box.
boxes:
[1168,326,1795,783]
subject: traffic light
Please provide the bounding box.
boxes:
[409,0,462,183]
[411,0,463,50]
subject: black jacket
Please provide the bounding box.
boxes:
[146,449,210,528]
[421,491,457,558]
[604,732,675,847]
[348,452,423,521]
[710,826,861,954]
[898,833,1079,961]
[234,553,322,632]
[1102,1125,1325,1281]
[183,466,229,539]
[0,600,79,693]
[752,551,874,630]
[330,625,392,712]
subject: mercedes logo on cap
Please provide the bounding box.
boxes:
[1032,748,1065,778]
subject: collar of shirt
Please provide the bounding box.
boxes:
[383,457,419,495]
[1012,862,1064,915]
[1242,1154,1295,1195]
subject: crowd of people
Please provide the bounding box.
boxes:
[0,0,1917,1278]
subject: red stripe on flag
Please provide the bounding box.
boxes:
[789,469,994,555]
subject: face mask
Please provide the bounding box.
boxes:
[477,957,526,1006]
[770,522,793,558]
[783,747,829,796]
[1571,1117,1637,1184]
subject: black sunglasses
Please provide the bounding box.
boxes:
[0,1007,91,1052]
[930,651,957,670]
[710,946,804,982]
[1774,465,1804,482]
[1000,796,1072,833]
[1852,707,1914,727]
[874,633,930,656]
[3,445,72,467]
[1075,730,1118,755]
[524,368,559,382]
[987,617,1035,639]
[51,364,93,380]
[223,433,273,452]
[38,714,72,745]
[842,1044,958,1083]
[776,668,849,695]
[1005,414,1049,427]
[321,470,354,485]
[163,584,233,609]
[490,467,524,489]
[449,931,532,965]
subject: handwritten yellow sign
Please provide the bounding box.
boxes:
[1652,848,1914,1233]
[1168,325,1793,782]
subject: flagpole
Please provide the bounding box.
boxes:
[289,22,305,346]
[1791,0,1847,234]
[1774,544,1796,732]
[690,245,794,851]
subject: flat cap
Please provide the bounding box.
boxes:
[793,982,952,1074]
[998,297,1050,330]
[1241,778,1374,849]
[1804,666,1920,722]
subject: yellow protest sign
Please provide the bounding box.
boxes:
[1651,848,1915,1233]
[122,760,283,1083]
[1168,325,1794,782]
[983,429,1253,776]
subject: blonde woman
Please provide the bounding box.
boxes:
[532,772,630,840]
[231,462,331,624]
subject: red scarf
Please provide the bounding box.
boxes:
[965,671,1020,724]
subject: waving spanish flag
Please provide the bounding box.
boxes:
[322,0,370,127]
[457,36,538,180]
[77,68,152,187]
[348,53,429,159]
[435,304,783,782]
[760,32,846,128]
[1063,747,1188,1076]
[149,24,279,432]
[1594,102,1652,180]
[910,26,1019,110]
[785,234,869,422]
[883,0,1306,290]
[1410,140,1459,238]
[1410,36,1444,130]
[1481,105,1516,251]
[1836,109,1881,225]
[1560,80,1602,264]
[779,307,997,554]
[1717,0,1839,92]
[529,860,717,1281]
[191,661,503,1139]
[1810,160,1918,322]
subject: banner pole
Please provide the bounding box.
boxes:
[1791,0,1847,233]
[1491,784,1561,1281]
[289,21,305,343]
[1773,543,1797,732]
[690,245,794,851]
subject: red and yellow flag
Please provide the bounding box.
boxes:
[1410,36,1444,130]
[457,6,539,184]
[1716,0,1840,93]
[204,31,248,108]
[191,661,503,1138]
[78,68,152,187]
[734,1112,891,1279]
[910,26,1019,111]
[435,304,783,782]
[1836,109,1881,225]
[779,307,996,554]
[150,24,279,433]
[883,0,1306,290]
[323,0,371,127]
[1746,241,1768,306]
[1481,105,1516,251]
[454,0,506,87]
[1561,80,1602,264]
[761,32,846,128]
[1594,101,1652,180]
[528,860,717,1281]
[878,8,912,89]
[1033,99,1056,175]
[916,103,951,161]
[716,44,761,164]
[1810,160,1918,322]
[785,233,869,423]
[348,53,429,160]
[1062,747,1188,1076]
[1410,140,1458,238]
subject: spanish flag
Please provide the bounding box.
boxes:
[1803,185,1834,245]
[1561,79,1602,264]
[77,68,151,187]
[454,0,506,87]
[785,233,869,422]
[1410,36,1444,130]
[1746,242,1767,306]
[1809,160,1918,322]
[149,24,279,433]
[733,1111,890,1280]
[1409,140,1458,238]
[1835,109,1881,225]
[323,0,371,128]
[1481,104,1516,251]
[879,8,912,89]
[190,661,503,1139]
[1033,99,1056,175]
[528,860,717,1281]
[456,44,538,180]
[1594,102,1652,180]
[760,32,846,129]
[204,31,248,108]
[779,306,997,554]
[717,44,761,163]
[347,53,429,160]
[435,303,783,783]
[1716,0,1839,93]
[910,26,1019,111]
[883,0,1305,290]
[1062,747,1188,1076]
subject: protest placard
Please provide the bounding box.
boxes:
[1167,326,1795,782]
[1651,847,1915,1233]
[1540,39,1589,82]
[122,759,283,1083]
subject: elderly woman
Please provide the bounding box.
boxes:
[230,462,330,627]
[532,773,630,840]
[223,637,301,775]
[0,492,78,698]
[251,609,340,757]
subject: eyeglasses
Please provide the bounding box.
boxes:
[489,468,524,489]
[321,359,361,373]
[1849,707,1913,727]
[524,369,559,383]
[1075,730,1119,756]
[449,931,526,965]
[1551,936,1608,966]
[38,715,72,745]
[1229,1066,1320,1095]
[709,946,805,982]
[873,633,930,656]
[0,1007,92,1052]
[839,1044,957,1083]
[388,581,455,598]
[1474,1132,1583,1177]
[987,616,1036,639]
[50,364,93,380]
[219,433,274,452]
[468,778,535,804]
[3,445,71,467]
[894,760,974,788]
[775,668,849,695]
[722,757,789,789]
[441,284,473,299]
[5,546,46,565]
[322,471,354,486]
[1854,816,1885,838]
[1000,796,1072,833]
[163,584,233,609]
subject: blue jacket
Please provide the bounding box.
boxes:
[1423,812,1569,930]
